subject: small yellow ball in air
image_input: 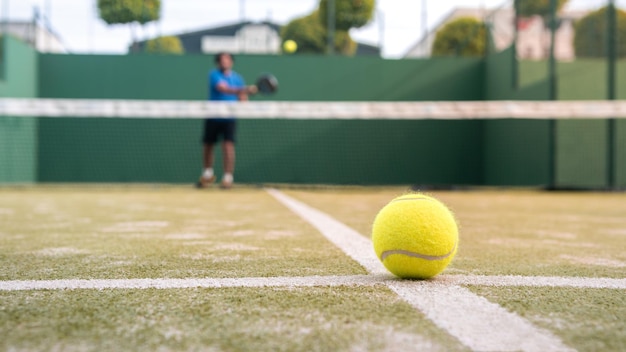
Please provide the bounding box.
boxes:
[283,40,298,54]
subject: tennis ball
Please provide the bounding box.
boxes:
[372,193,459,279]
[283,39,297,54]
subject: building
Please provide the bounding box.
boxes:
[0,21,66,53]
[133,21,381,56]
[404,7,587,61]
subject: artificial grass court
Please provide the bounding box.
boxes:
[0,185,625,351]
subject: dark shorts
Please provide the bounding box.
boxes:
[202,119,236,144]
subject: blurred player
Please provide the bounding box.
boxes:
[198,52,257,189]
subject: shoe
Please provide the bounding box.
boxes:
[196,175,216,188]
[220,179,233,189]
[220,174,233,189]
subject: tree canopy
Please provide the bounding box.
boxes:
[97,0,161,25]
[432,17,487,57]
[144,36,184,55]
[281,12,327,54]
[516,0,569,18]
[318,0,375,31]
[574,6,626,58]
[281,0,375,55]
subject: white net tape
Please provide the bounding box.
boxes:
[1,98,626,120]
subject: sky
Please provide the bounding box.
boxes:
[1,0,622,58]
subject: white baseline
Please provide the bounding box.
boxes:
[1,275,623,291]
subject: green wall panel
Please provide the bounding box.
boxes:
[483,48,551,186]
[36,53,485,185]
[555,120,608,189]
[39,54,484,101]
[236,119,483,185]
[616,120,626,188]
[0,37,38,184]
[7,47,622,187]
[483,120,551,186]
[485,47,550,100]
[37,118,483,186]
[38,118,199,183]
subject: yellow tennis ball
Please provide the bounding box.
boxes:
[283,40,297,53]
[372,193,459,279]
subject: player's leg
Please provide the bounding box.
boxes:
[221,120,237,189]
[197,119,218,188]
[203,143,215,173]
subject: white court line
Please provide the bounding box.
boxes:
[266,188,576,352]
[265,188,387,275]
[444,274,626,289]
[0,275,626,291]
[2,275,624,291]
[0,275,379,291]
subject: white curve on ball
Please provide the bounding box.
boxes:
[380,241,457,261]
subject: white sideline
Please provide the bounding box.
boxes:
[1,275,624,292]
[265,188,387,276]
[0,275,379,291]
[266,188,576,352]
[444,274,626,289]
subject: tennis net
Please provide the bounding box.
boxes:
[1,98,625,189]
[2,98,626,119]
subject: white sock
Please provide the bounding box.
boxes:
[202,168,214,179]
[222,173,233,183]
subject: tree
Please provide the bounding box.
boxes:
[432,17,487,57]
[281,12,326,54]
[334,30,357,55]
[98,0,160,25]
[144,36,184,55]
[574,6,626,58]
[318,0,375,31]
[97,0,161,51]
[516,0,569,18]
[281,11,358,55]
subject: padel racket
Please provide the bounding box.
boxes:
[255,73,279,94]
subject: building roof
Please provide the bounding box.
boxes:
[0,20,67,53]
[132,20,380,56]
[132,21,282,54]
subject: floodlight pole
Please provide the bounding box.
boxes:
[607,0,617,189]
[377,9,384,55]
[1,0,8,35]
[547,0,558,190]
[548,0,557,101]
[327,0,335,55]
[44,0,51,53]
[513,0,519,89]
[421,0,427,39]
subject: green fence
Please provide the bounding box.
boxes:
[1,39,625,188]
[484,46,626,189]
[0,37,38,184]
[37,53,485,186]
[39,54,485,101]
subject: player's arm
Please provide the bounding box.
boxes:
[215,81,257,95]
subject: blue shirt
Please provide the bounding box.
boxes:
[208,69,245,101]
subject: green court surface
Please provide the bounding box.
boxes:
[0,185,624,351]
[285,188,626,278]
